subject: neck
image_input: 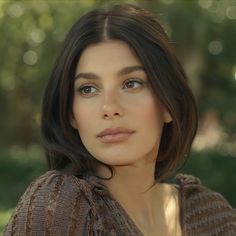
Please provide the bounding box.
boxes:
[96,160,180,235]
[98,158,157,194]
[97,159,161,223]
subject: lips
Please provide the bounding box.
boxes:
[97,127,135,143]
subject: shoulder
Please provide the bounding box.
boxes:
[4,170,95,236]
[175,173,236,235]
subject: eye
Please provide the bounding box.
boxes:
[77,85,98,96]
[123,79,143,89]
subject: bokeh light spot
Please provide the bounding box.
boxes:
[23,50,38,65]
[198,0,212,9]
[0,74,15,91]
[226,6,236,20]
[233,66,236,80]
[30,28,46,44]
[208,40,223,55]
[7,2,25,18]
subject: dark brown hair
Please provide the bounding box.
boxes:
[41,3,198,182]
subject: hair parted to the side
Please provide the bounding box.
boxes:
[41,3,198,182]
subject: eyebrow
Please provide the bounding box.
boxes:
[74,65,145,81]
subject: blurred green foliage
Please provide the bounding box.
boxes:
[0,0,236,233]
[181,150,236,206]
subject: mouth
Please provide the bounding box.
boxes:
[97,127,135,143]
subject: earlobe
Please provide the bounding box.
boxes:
[164,110,172,123]
[70,116,77,129]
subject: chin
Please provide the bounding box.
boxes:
[96,156,139,167]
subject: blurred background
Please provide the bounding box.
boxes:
[0,0,235,232]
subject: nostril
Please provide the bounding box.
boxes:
[103,112,120,118]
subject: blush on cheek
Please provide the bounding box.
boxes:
[142,99,165,124]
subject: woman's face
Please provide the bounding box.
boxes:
[71,39,171,167]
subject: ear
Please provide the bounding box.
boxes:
[163,109,172,123]
[69,115,78,129]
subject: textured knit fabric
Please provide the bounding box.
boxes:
[3,170,236,236]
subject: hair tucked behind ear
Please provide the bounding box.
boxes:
[41,3,198,182]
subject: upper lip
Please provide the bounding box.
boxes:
[97,127,135,137]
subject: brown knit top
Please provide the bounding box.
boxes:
[3,170,236,235]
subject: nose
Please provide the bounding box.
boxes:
[101,93,124,120]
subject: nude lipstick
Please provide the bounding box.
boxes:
[97,127,135,143]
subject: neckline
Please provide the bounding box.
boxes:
[83,174,184,236]
[111,184,182,236]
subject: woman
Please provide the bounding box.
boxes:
[4,3,236,236]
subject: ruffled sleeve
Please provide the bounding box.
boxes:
[3,170,95,236]
[176,174,236,235]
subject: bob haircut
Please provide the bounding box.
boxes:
[41,3,198,182]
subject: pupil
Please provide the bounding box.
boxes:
[85,87,91,93]
[127,82,133,88]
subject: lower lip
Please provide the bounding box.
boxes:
[98,132,134,143]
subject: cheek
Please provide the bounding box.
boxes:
[139,99,165,153]
[72,101,93,135]
[134,95,165,128]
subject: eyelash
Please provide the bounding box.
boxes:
[77,79,144,96]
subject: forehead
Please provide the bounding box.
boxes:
[76,39,143,73]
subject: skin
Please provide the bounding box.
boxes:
[71,39,181,235]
